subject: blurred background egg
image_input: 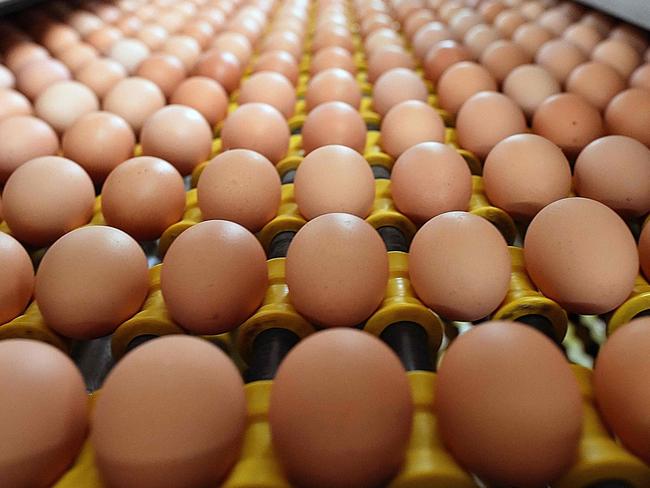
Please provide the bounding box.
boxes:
[565,62,625,112]
[605,88,650,147]
[0,88,31,121]
[102,77,165,134]
[479,40,531,83]
[253,50,300,85]
[74,58,127,100]
[170,76,228,128]
[535,39,587,83]
[237,71,296,119]
[372,68,428,117]
[436,62,497,116]
[34,80,99,133]
[423,40,473,83]
[134,53,186,98]
[502,64,560,119]
[192,49,242,94]
[305,68,361,111]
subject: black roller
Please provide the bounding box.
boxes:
[245,327,300,382]
[281,169,296,184]
[633,308,650,319]
[126,334,160,353]
[585,480,633,488]
[516,314,559,343]
[70,336,115,392]
[380,322,434,372]
[371,165,391,179]
[377,226,409,252]
[268,230,296,259]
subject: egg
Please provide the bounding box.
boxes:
[92,336,246,488]
[169,77,228,128]
[101,156,186,241]
[423,40,473,83]
[0,233,33,324]
[535,39,587,84]
[136,24,168,50]
[4,42,49,72]
[640,224,650,280]
[191,49,242,93]
[605,88,650,147]
[565,62,624,112]
[62,111,135,183]
[108,38,150,74]
[15,58,71,100]
[408,211,510,321]
[380,100,445,158]
[524,197,638,314]
[253,50,300,85]
[40,23,80,54]
[436,62,497,115]
[537,8,571,35]
[480,1,507,22]
[161,220,267,334]
[562,23,602,54]
[456,91,527,160]
[591,39,641,79]
[213,32,253,67]
[532,93,604,158]
[36,225,148,338]
[197,149,281,232]
[238,71,296,120]
[162,35,201,71]
[134,53,186,98]
[103,77,166,133]
[260,31,303,61]
[372,68,428,117]
[309,46,357,76]
[610,24,649,54]
[74,58,126,99]
[573,135,650,217]
[463,24,501,58]
[502,64,560,118]
[412,22,452,61]
[269,328,412,488]
[116,15,144,36]
[0,65,14,89]
[286,213,388,327]
[630,63,650,91]
[494,9,527,37]
[449,9,483,39]
[85,26,123,54]
[56,42,97,72]
[366,45,415,83]
[0,339,87,488]
[221,103,290,164]
[511,22,553,56]
[305,68,361,111]
[34,80,99,134]
[301,101,366,154]
[404,10,435,39]
[480,39,531,83]
[436,321,582,487]
[580,11,613,36]
[0,88,31,122]
[484,134,571,220]
[182,19,215,49]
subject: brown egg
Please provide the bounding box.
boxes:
[0,115,59,183]
[305,68,361,111]
[592,39,641,79]
[136,24,168,50]
[182,19,215,49]
[640,224,650,280]
[409,212,510,320]
[456,91,527,160]
[537,8,571,35]
[103,77,166,133]
[192,49,241,94]
[380,100,445,158]
[161,220,267,334]
[212,32,252,67]
[532,93,604,158]
[610,24,649,55]
[436,321,582,487]
[0,88,31,121]
[372,68,428,117]
[574,135,650,217]
[36,225,148,338]
[484,134,571,220]
[221,103,289,164]
[286,213,388,327]
[74,58,126,100]
[494,9,527,38]
[502,64,560,118]
[15,58,71,100]
[463,24,501,58]
[40,23,81,54]
[252,50,299,86]
[134,53,186,98]
[269,328,412,488]
[366,45,415,83]
[4,42,49,73]
[364,29,404,59]
[480,0,507,22]
[35,80,99,134]
[605,88,650,147]
[565,61,624,112]
[101,156,186,240]
[524,197,638,314]
[580,11,614,36]
[197,149,280,232]
[116,15,144,36]
[238,71,296,119]
[480,40,531,83]
[520,0,544,20]
[92,335,246,488]
[0,65,14,89]
[162,35,201,71]
[0,339,87,488]
[0,233,33,324]
[85,26,123,54]
[170,76,228,127]
[54,42,97,73]
[108,38,150,74]
[423,40,472,83]
[512,22,553,56]
[436,61,497,115]
[301,101,366,154]
[593,317,650,466]
[404,9,434,39]
[535,39,587,83]
[260,31,303,62]
[630,63,650,91]
[62,111,135,183]
[412,22,452,61]
[449,10,483,39]
[309,46,356,76]
[562,23,602,54]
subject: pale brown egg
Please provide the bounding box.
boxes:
[592,39,641,79]
[512,22,553,56]
[40,23,80,54]
[74,58,126,100]
[197,149,280,232]
[609,24,649,55]
[162,35,201,71]
[15,58,71,100]
[503,64,560,118]
[566,62,624,112]
[136,24,168,50]
[0,88,31,121]
[537,8,571,35]
[286,213,388,327]
[311,25,354,54]
[170,76,228,127]
[630,63,650,91]
[2,156,94,246]
[192,49,241,94]
[221,103,290,164]
[463,24,501,58]
[436,61,497,115]
[436,321,582,487]
[212,33,252,67]
[305,68,361,111]
[135,53,186,98]
[261,31,303,62]
[182,19,215,49]
[494,9,527,38]
[252,50,299,85]
[524,197,638,314]
[412,22,452,61]
[309,46,356,76]
[449,9,483,39]
[56,42,97,72]
[372,68,428,117]
[4,42,49,73]
[0,233,33,324]
[484,134,571,220]
[35,225,148,338]
[535,39,587,83]
[35,80,99,134]
[574,135,650,217]
[391,142,472,224]
[270,328,412,488]
[480,39,531,83]
[580,11,614,36]
[480,0,507,22]
[380,100,445,158]
[456,91,527,160]
[101,156,186,240]
[238,71,296,119]
[0,115,59,183]
[161,220,267,334]
[640,224,650,280]
[108,38,150,74]
[562,23,602,54]
[85,26,123,54]
[92,335,245,488]
[0,340,87,488]
[0,65,14,89]
[116,15,144,36]
[301,101,366,154]
[520,0,544,20]
[404,9,434,39]
[366,45,415,83]
[605,88,650,147]
[103,77,166,133]
[532,93,604,158]
[423,40,473,83]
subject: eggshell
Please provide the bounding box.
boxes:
[35,225,148,338]
[436,62,497,115]
[309,46,357,76]
[221,103,290,164]
[136,24,168,50]
[92,336,246,488]
[197,149,281,232]
[423,40,473,83]
[367,45,415,83]
[535,39,587,83]
[532,93,604,158]
[512,22,553,56]
[609,24,649,54]
[0,88,31,122]
[605,88,650,147]
[285,213,388,326]
[524,197,638,314]
[169,76,228,127]
[182,19,215,49]
[0,65,14,89]
[15,58,71,100]
[192,49,242,93]
[463,24,501,58]
[40,23,80,54]
[238,71,296,119]
[85,26,123,54]
[480,39,531,83]
[409,212,510,320]
[562,23,602,54]
[640,224,650,280]
[162,35,201,71]
[56,42,97,72]
[436,321,582,487]
[253,50,299,85]
[380,100,445,158]
[412,22,452,61]
[0,233,33,324]
[35,80,99,134]
[312,25,354,53]
[213,32,253,67]
[305,68,361,111]
[372,68,428,117]
[4,42,49,73]
[502,64,560,119]
[103,77,166,133]
[269,329,412,488]
[592,39,641,79]
[62,111,135,183]
[134,53,186,98]
[0,339,87,488]
[449,10,483,39]
[573,135,650,217]
[456,91,527,160]
[74,58,126,99]
[480,1,507,22]
[404,10,435,39]
[630,63,650,91]
[261,31,303,61]
[494,9,526,37]
[537,8,571,35]
[301,101,366,154]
